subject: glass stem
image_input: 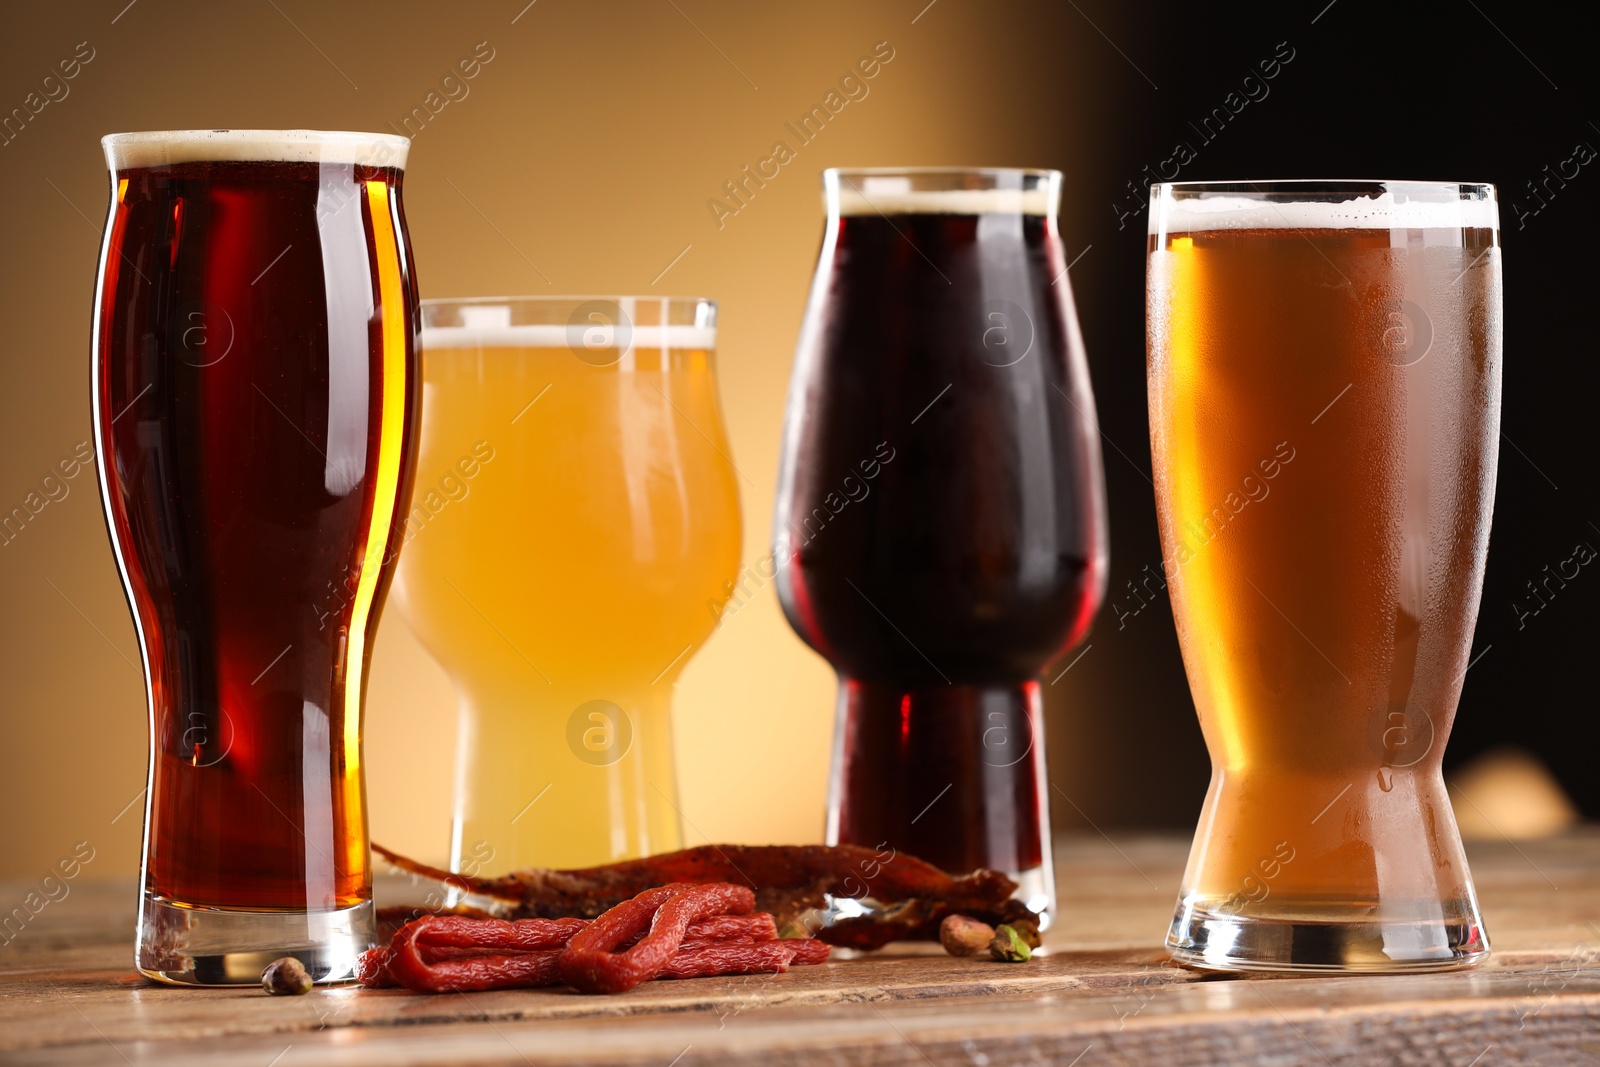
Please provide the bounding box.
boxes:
[450,682,683,874]
[828,678,1052,884]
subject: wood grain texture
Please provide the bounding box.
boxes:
[2,833,1597,1065]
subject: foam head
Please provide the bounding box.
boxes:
[103,130,409,171]
[831,170,1058,217]
[420,324,716,351]
[420,297,715,353]
[1150,184,1499,236]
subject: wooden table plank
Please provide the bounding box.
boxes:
[3,834,1597,1065]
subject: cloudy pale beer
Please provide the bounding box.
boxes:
[1148,182,1500,971]
[395,299,740,875]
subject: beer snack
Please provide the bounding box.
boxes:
[988,925,1033,963]
[357,885,829,994]
[939,915,995,956]
[374,842,1034,949]
[558,883,759,993]
[261,958,314,996]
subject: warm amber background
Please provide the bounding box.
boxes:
[5,0,1596,882]
[0,0,1124,878]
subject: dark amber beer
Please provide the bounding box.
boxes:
[93,130,419,984]
[1148,181,1500,971]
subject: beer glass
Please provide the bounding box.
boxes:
[395,297,740,875]
[1148,180,1501,971]
[93,130,419,984]
[774,169,1108,922]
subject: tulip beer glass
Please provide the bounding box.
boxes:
[775,168,1109,922]
[395,297,740,875]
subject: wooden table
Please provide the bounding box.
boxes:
[3,834,1598,1065]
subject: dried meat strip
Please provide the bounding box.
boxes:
[404,914,588,951]
[672,913,777,943]
[658,942,799,980]
[371,843,1018,929]
[357,896,826,993]
[558,883,755,994]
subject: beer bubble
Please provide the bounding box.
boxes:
[566,699,633,766]
[566,301,632,367]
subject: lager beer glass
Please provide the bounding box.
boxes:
[94,130,419,984]
[1148,180,1501,971]
[395,297,740,875]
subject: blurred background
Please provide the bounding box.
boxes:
[1,0,1594,880]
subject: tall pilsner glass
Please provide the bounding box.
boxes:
[775,169,1108,922]
[1148,181,1501,971]
[93,130,419,984]
[395,298,740,875]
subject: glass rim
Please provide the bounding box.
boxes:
[420,295,718,353]
[825,166,1061,181]
[1153,179,1495,197]
[102,128,410,147]
[421,295,714,309]
[824,168,1060,217]
[1148,179,1500,237]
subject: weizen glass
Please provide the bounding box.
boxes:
[1148,180,1501,971]
[93,130,419,984]
[775,168,1108,923]
[394,297,740,875]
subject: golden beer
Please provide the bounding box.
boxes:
[1148,182,1501,971]
[394,298,740,873]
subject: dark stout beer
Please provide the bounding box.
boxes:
[775,171,1107,913]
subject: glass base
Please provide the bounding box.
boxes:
[137,894,375,986]
[812,861,1056,944]
[1008,863,1056,930]
[828,678,1055,922]
[1167,900,1489,973]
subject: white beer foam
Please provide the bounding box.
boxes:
[104,130,409,170]
[422,325,717,351]
[837,187,1054,216]
[1151,190,1498,234]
